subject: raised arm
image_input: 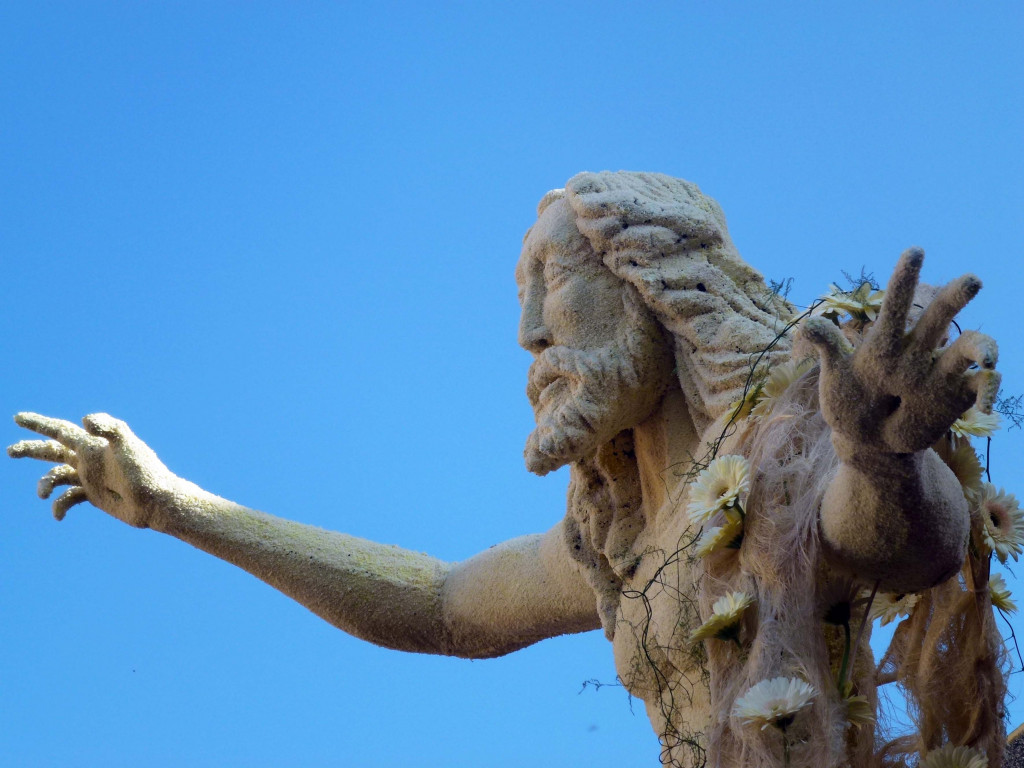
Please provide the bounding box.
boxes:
[8,413,599,659]
[800,248,1000,593]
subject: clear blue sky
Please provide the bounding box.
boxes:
[2,3,1022,766]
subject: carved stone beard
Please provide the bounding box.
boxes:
[524,303,673,476]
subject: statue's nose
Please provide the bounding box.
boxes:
[518,296,551,353]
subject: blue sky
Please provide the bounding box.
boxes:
[2,3,1022,766]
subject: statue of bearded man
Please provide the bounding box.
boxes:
[9,172,1009,768]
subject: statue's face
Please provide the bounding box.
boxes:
[515,198,673,474]
[516,198,627,356]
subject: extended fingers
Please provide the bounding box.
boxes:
[14,412,91,447]
[911,274,982,353]
[8,439,77,465]
[873,247,924,351]
[966,369,1002,414]
[38,464,80,500]
[52,487,88,522]
[799,317,853,372]
[936,330,998,377]
[82,413,130,443]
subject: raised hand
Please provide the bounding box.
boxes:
[8,412,177,528]
[801,247,1000,462]
[799,249,1000,591]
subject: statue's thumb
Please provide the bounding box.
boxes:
[799,317,850,374]
[83,413,127,443]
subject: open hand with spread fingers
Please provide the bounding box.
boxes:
[8,412,179,529]
[799,248,1000,591]
[801,247,999,459]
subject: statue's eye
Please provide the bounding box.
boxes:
[543,259,574,288]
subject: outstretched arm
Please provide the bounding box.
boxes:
[8,413,600,659]
[801,248,1000,593]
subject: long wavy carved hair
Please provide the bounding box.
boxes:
[562,171,793,434]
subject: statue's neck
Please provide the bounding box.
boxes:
[631,385,701,527]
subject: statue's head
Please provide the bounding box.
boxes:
[516,193,674,475]
[516,172,790,475]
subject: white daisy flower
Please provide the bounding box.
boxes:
[814,282,885,324]
[843,691,874,731]
[988,573,1017,613]
[689,591,754,644]
[726,381,764,423]
[839,681,874,731]
[973,483,1024,563]
[918,743,988,768]
[694,515,744,558]
[869,593,920,626]
[686,455,751,526]
[732,676,816,732]
[951,406,1001,439]
[750,358,814,420]
[820,576,860,626]
[946,440,983,496]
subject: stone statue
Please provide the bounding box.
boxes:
[10,172,1012,767]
